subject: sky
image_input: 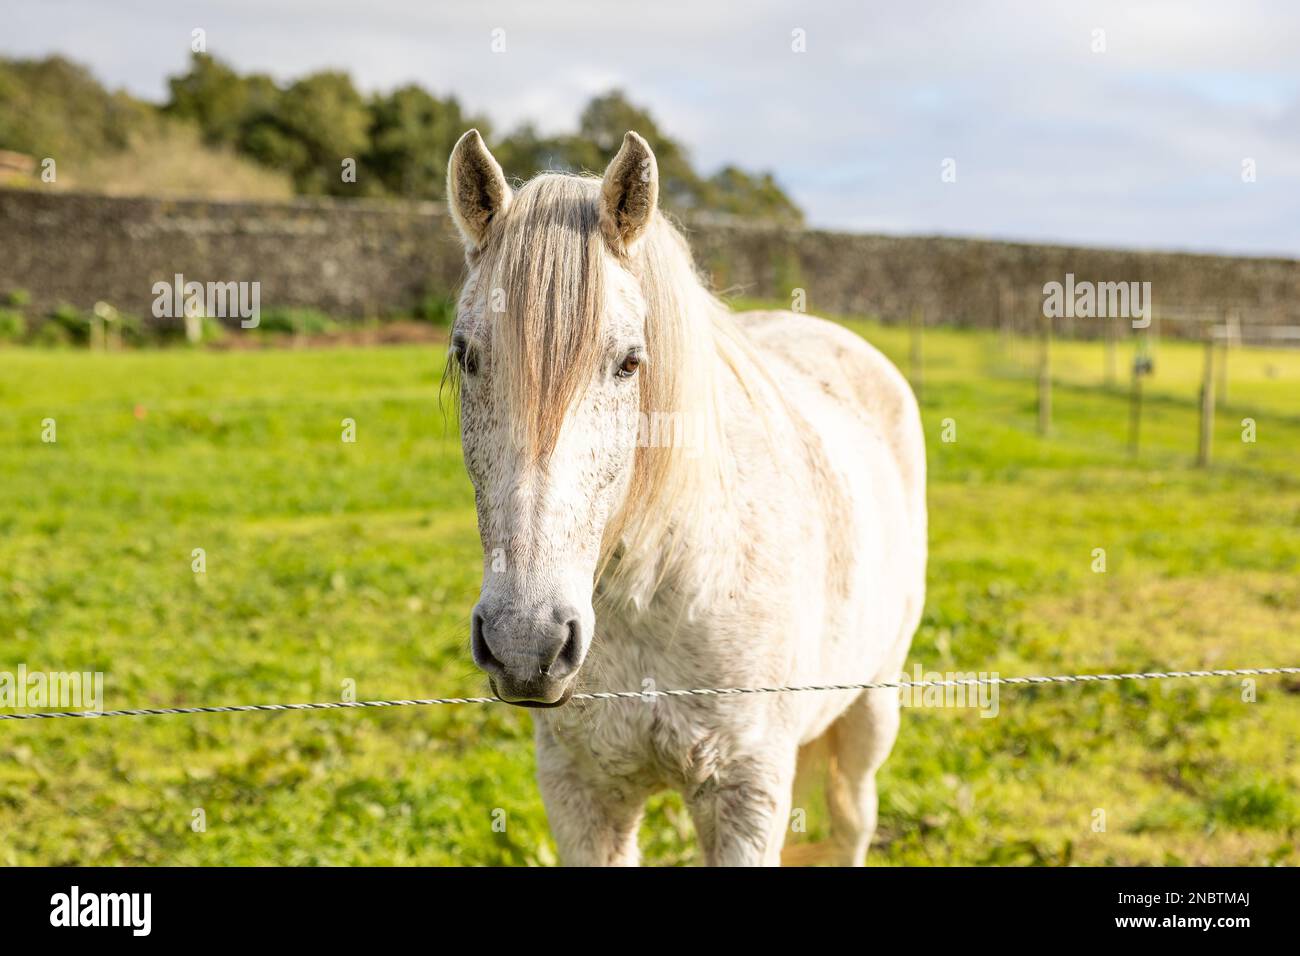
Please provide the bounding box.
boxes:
[5,0,1299,257]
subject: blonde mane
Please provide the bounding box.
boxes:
[471,172,771,607]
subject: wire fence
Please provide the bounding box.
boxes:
[2,666,1297,722]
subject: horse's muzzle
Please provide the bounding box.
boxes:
[471,601,587,706]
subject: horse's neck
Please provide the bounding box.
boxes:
[597,476,739,621]
[600,335,787,636]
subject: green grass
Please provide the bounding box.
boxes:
[0,319,1297,866]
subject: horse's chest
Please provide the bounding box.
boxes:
[542,695,730,791]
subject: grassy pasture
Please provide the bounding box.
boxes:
[0,318,1297,865]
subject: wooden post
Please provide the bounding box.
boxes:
[92,301,115,352]
[1197,336,1215,467]
[1105,314,1118,387]
[909,305,923,402]
[997,288,1012,356]
[1037,307,1052,436]
[184,303,203,345]
[1128,358,1143,456]
[1217,309,1235,404]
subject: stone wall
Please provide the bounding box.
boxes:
[3,188,1297,336]
[689,219,1300,336]
[0,189,465,322]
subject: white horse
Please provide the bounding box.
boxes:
[446,129,927,866]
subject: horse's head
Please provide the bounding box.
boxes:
[446,129,664,706]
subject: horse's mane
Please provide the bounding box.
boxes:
[473,172,772,610]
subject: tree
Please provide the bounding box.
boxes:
[153,58,806,219]
[576,91,702,211]
[495,125,577,179]
[704,166,803,226]
[364,86,487,199]
[0,56,150,161]
[164,53,270,147]
[242,71,370,195]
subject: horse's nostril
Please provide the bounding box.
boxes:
[541,617,584,676]
[471,610,505,674]
[556,618,583,674]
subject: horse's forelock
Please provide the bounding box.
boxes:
[478,174,607,461]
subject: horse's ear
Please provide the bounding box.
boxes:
[600,131,659,256]
[447,129,512,250]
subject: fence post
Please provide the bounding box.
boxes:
[1197,335,1216,467]
[1037,307,1051,436]
[184,302,203,345]
[1105,313,1118,387]
[909,305,923,402]
[92,301,118,352]
[1128,357,1143,456]
[1217,309,1235,404]
[998,288,1011,349]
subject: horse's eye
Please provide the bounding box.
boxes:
[453,343,479,376]
[617,351,641,378]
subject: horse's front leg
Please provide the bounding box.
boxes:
[535,733,647,866]
[687,746,798,866]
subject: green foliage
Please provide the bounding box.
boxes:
[45,303,88,342]
[580,92,698,207]
[1209,779,1296,828]
[114,312,148,345]
[3,289,31,308]
[493,91,803,224]
[2,54,803,222]
[364,86,484,199]
[705,166,804,225]
[29,319,71,347]
[0,308,25,341]
[194,316,227,345]
[256,307,338,336]
[164,53,275,149]
[412,293,457,326]
[246,71,372,196]
[0,56,150,164]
